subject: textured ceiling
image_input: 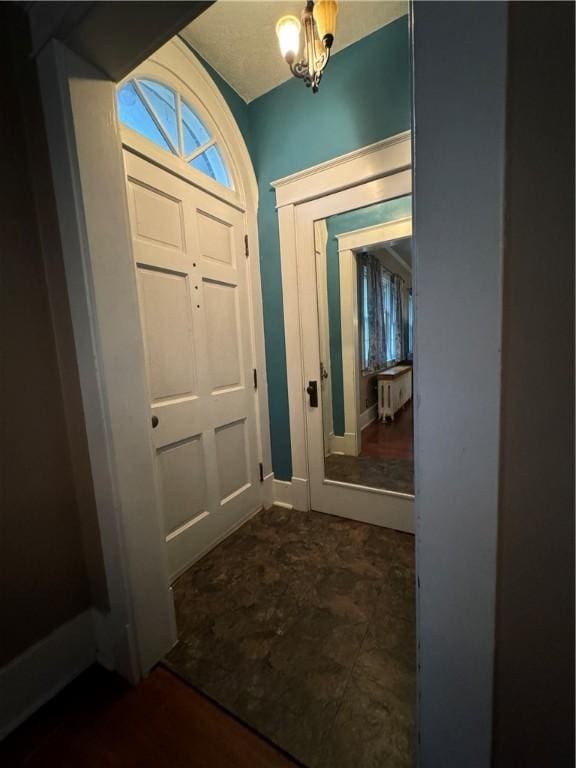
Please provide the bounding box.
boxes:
[376,236,411,269]
[181,0,408,103]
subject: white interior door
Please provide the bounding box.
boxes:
[296,174,415,533]
[124,150,260,580]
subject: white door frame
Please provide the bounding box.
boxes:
[313,220,334,458]
[37,38,272,681]
[273,131,412,511]
[335,217,413,454]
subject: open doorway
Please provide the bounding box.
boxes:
[40,2,416,766]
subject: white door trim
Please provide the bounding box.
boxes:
[37,38,271,681]
[313,219,335,458]
[274,132,412,508]
[336,245,361,456]
[335,216,413,253]
[272,131,412,208]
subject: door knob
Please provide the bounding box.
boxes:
[306,381,318,408]
[151,415,159,428]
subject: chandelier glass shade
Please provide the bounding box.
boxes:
[276,0,338,93]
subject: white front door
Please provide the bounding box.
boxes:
[124,150,260,580]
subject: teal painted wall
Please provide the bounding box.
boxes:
[182,17,411,480]
[249,17,411,479]
[325,196,412,436]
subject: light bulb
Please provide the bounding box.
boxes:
[276,15,301,61]
[313,0,338,44]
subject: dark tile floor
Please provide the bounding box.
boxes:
[165,506,416,768]
[324,454,415,495]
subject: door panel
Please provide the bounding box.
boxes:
[138,267,197,400]
[131,182,184,249]
[197,210,234,266]
[125,150,260,579]
[215,418,250,501]
[203,280,243,390]
[158,435,207,535]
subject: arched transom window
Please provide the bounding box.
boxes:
[117,78,232,189]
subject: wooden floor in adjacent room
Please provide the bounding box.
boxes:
[0,664,296,768]
[361,401,414,462]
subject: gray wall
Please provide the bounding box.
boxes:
[493,3,574,764]
[413,2,574,765]
[26,1,211,81]
[0,5,94,666]
[412,2,507,764]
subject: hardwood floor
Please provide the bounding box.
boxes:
[0,665,297,768]
[361,401,414,461]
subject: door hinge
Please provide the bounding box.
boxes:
[259,462,264,483]
[253,368,258,390]
[244,234,249,258]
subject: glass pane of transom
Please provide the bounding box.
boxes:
[181,100,211,156]
[138,79,179,152]
[190,145,231,188]
[117,82,172,152]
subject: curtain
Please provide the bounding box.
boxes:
[393,274,407,362]
[359,255,408,369]
[382,271,395,363]
[358,253,386,370]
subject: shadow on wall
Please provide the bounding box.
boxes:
[1,4,106,668]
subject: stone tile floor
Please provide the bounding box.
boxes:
[165,506,416,767]
[324,455,415,495]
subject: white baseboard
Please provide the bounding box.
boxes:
[91,608,115,672]
[291,476,309,510]
[272,475,310,511]
[360,403,378,431]
[0,609,96,741]
[273,478,293,508]
[262,471,275,508]
[91,608,140,682]
[330,432,358,456]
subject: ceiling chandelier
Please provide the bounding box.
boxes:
[276,0,338,94]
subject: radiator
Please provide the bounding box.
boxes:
[377,365,412,421]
